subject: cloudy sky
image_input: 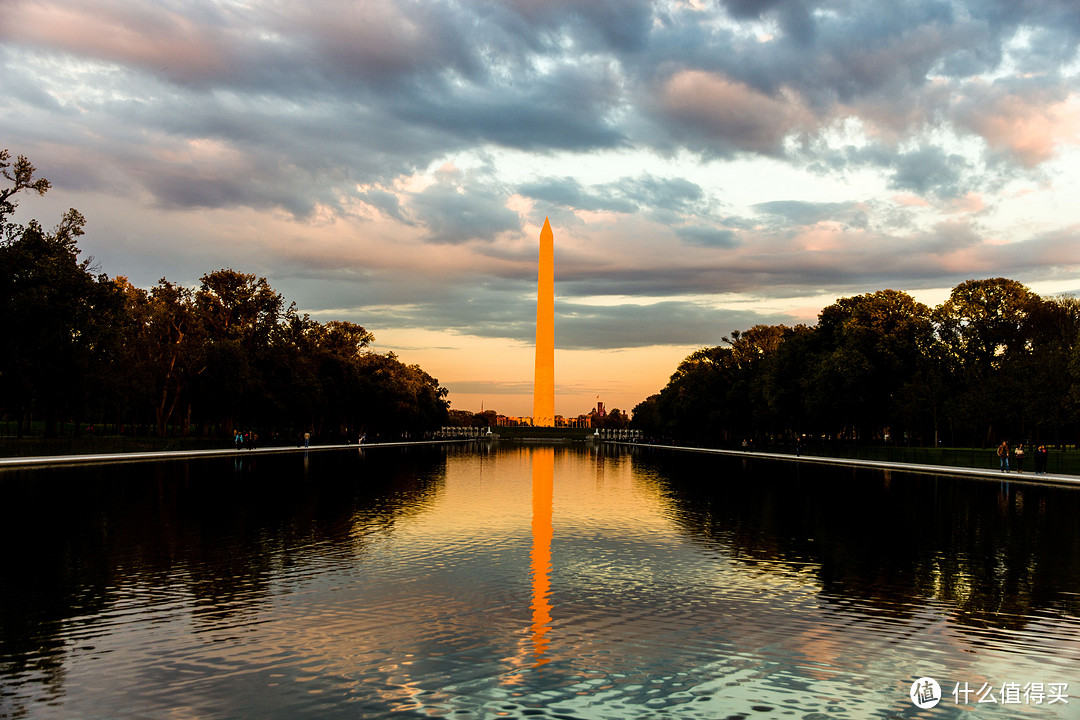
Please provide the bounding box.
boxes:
[4,0,1080,417]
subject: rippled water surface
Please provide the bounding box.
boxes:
[1,444,1078,719]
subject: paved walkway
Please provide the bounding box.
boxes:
[4,439,1078,488]
[0,439,470,469]
[619,443,1080,487]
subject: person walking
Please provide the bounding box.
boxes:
[1014,444,1025,473]
[1035,444,1048,474]
[997,441,1010,472]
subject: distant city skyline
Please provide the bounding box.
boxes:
[3,1,1080,416]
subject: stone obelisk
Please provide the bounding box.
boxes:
[532,218,555,427]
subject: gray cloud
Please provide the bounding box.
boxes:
[803,143,985,202]
[889,147,973,199]
[519,177,637,214]
[359,188,413,225]
[674,226,740,248]
[3,0,1080,354]
[390,56,628,152]
[613,175,705,214]
[753,200,870,228]
[6,0,1078,213]
[519,174,708,217]
[408,170,521,244]
[273,216,1080,323]
[335,283,796,350]
[553,301,795,350]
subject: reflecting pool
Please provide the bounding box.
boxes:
[1,444,1078,719]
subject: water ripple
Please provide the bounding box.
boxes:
[1,445,1077,719]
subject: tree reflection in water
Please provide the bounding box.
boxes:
[2,444,1078,719]
[0,448,448,717]
[636,449,1080,631]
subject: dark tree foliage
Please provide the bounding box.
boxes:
[0,150,449,440]
[634,284,1080,448]
[446,409,498,427]
[0,152,125,437]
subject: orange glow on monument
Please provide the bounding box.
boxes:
[533,218,555,426]
[529,447,554,666]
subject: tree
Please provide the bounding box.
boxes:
[760,324,814,439]
[935,278,1040,370]
[602,408,630,429]
[723,324,790,438]
[143,280,207,436]
[636,279,1080,449]
[1017,295,1080,444]
[0,150,454,442]
[303,320,374,436]
[809,290,934,440]
[196,269,285,355]
[630,394,662,438]
[934,278,1043,444]
[0,153,120,436]
[0,149,50,227]
[655,346,740,444]
[723,324,788,365]
[193,269,286,433]
[355,353,449,437]
[311,321,374,360]
[447,409,475,427]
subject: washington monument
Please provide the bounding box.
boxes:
[532,218,555,427]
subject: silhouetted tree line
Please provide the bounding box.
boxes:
[0,150,448,439]
[633,283,1080,448]
[447,409,499,427]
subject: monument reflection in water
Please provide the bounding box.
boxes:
[0,444,1078,719]
[529,447,554,668]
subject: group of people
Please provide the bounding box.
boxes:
[232,430,367,450]
[996,441,1050,474]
